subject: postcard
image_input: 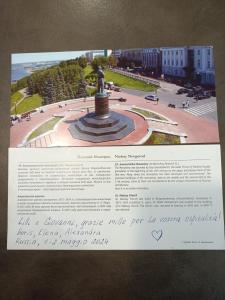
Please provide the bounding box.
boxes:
[8,47,224,249]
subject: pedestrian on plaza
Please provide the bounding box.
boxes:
[182,101,186,108]
[156,97,159,105]
[186,99,190,108]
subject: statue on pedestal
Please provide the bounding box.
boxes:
[97,66,105,93]
[68,65,135,142]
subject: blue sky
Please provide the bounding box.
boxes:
[11,50,93,64]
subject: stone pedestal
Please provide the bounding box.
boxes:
[95,93,109,119]
[68,92,135,143]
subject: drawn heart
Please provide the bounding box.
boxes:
[151,229,163,241]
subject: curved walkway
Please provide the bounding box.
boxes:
[10,88,27,114]
[10,90,219,147]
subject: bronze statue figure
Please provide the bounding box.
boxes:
[97,66,105,93]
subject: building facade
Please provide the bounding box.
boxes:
[161,46,215,85]
[120,48,143,64]
[142,48,162,76]
[192,46,215,85]
[161,47,188,78]
[91,47,215,86]
[111,49,122,58]
[85,51,94,62]
[85,49,111,62]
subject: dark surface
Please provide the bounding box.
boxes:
[0,0,225,299]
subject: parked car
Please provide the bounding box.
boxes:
[184,82,193,89]
[203,91,211,98]
[193,86,203,94]
[145,94,159,101]
[176,88,189,94]
[195,91,211,100]
[186,91,194,97]
[106,81,114,90]
[194,94,207,100]
[114,86,121,92]
[118,97,127,102]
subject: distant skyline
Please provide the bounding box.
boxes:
[12,50,99,64]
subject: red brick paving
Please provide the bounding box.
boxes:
[10,90,219,147]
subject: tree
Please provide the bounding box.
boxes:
[130,62,136,69]
[76,81,87,98]
[117,56,129,68]
[108,55,117,68]
[67,84,75,99]
[78,56,87,69]
[55,68,67,101]
[27,77,36,95]
[42,74,57,105]
[11,56,88,104]
[91,56,109,73]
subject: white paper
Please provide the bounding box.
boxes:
[8,144,224,250]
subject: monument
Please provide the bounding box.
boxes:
[95,66,110,119]
[68,66,135,142]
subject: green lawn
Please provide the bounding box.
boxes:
[16,94,43,114]
[11,91,23,108]
[27,117,62,141]
[104,70,157,92]
[145,132,180,145]
[84,66,157,92]
[132,107,167,121]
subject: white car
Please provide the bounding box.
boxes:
[145,94,159,101]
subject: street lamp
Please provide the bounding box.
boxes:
[14,102,17,116]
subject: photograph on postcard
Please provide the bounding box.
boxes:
[10,47,219,148]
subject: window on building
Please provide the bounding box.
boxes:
[176,60,178,66]
[208,61,210,68]
[164,59,166,65]
[207,49,210,55]
[172,60,174,66]
[181,60,183,66]
[197,49,201,55]
[168,59,170,65]
[197,59,201,68]
[176,50,178,55]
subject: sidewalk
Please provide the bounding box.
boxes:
[10,90,220,147]
[116,90,219,144]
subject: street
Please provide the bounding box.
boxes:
[121,83,218,121]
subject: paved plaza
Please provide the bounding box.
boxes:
[122,83,218,121]
[10,87,220,148]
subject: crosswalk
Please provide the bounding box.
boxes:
[24,133,53,148]
[184,102,217,116]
